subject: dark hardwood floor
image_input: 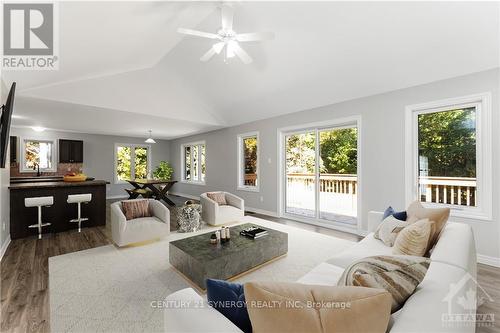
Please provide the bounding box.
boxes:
[1,196,499,332]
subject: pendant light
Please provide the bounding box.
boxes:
[145,130,156,144]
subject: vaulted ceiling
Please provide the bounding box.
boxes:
[2,1,499,139]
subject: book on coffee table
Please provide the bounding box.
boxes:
[240,226,268,239]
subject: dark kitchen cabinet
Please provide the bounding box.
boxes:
[9,136,17,163]
[59,139,83,163]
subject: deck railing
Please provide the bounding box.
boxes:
[283,174,477,207]
[418,176,476,206]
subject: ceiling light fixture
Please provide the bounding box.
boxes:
[32,126,45,132]
[145,130,156,144]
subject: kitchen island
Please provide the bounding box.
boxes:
[9,179,108,239]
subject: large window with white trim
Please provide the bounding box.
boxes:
[115,144,151,183]
[181,142,206,184]
[405,93,492,220]
[238,132,259,191]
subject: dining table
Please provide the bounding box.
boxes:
[126,179,178,206]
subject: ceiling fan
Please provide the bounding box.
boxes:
[177,5,274,64]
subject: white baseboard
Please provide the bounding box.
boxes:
[245,206,279,218]
[477,254,500,268]
[106,195,128,200]
[0,236,11,262]
[169,192,199,200]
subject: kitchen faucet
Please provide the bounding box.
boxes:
[33,163,41,177]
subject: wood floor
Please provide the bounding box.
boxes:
[1,197,499,333]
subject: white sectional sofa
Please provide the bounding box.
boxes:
[164,211,477,333]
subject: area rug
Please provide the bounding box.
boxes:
[49,216,355,332]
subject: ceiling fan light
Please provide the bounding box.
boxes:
[213,42,225,54]
[226,41,236,58]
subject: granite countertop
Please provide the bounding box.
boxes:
[9,180,109,190]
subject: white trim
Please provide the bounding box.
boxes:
[237,131,260,192]
[0,236,11,262]
[245,206,278,217]
[19,137,57,172]
[169,191,200,201]
[277,115,362,231]
[477,254,500,268]
[180,141,206,185]
[114,143,152,184]
[405,92,492,220]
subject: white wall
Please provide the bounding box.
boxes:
[169,68,500,261]
[9,128,171,198]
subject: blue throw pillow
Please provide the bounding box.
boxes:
[206,279,252,333]
[383,206,407,221]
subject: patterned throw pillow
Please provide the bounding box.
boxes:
[121,199,151,220]
[207,192,227,205]
[393,219,433,257]
[374,215,410,246]
[337,255,430,313]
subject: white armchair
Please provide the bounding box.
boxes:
[200,192,244,226]
[110,199,170,247]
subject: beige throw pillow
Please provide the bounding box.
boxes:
[337,255,430,313]
[374,215,410,246]
[244,282,392,333]
[207,192,227,205]
[121,199,151,221]
[393,219,433,257]
[406,201,450,252]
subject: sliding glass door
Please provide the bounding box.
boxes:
[284,125,358,226]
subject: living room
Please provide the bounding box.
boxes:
[0,1,499,333]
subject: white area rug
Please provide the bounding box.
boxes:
[49,216,355,332]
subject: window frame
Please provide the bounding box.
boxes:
[237,131,260,192]
[180,141,206,185]
[114,143,152,184]
[20,137,57,172]
[404,92,492,220]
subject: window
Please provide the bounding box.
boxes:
[115,144,151,183]
[238,132,259,191]
[21,139,56,172]
[181,142,206,184]
[405,93,492,220]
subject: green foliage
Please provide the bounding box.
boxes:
[243,137,257,174]
[286,132,316,173]
[153,161,174,180]
[134,147,148,179]
[116,146,131,180]
[418,108,476,177]
[320,128,357,174]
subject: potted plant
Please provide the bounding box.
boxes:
[153,161,174,180]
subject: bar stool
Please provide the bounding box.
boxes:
[67,194,92,232]
[25,196,53,239]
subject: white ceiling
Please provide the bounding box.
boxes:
[2,1,499,139]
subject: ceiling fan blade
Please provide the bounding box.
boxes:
[221,5,234,31]
[200,47,217,62]
[178,28,219,39]
[212,42,225,54]
[236,32,275,42]
[232,43,253,64]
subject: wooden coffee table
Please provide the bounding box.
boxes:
[169,223,288,290]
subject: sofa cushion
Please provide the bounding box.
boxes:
[206,279,251,333]
[337,255,430,313]
[383,206,407,221]
[244,281,392,333]
[121,199,151,220]
[374,215,410,246]
[406,200,450,252]
[296,262,346,286]
[207,192,227,205]
[326,233,393,268]
[393,219,433,256]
